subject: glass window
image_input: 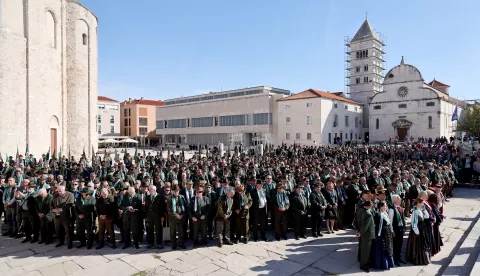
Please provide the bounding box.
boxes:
[139,127,148,135]
[345,116,349,127]
[98,104,105,109]
[345,105,348,110]
[253,113,269,125]
[355,117,359,128]
[428,116,432,129]
[285,105,291,109]
[97,115,101,123]
[306,103,312,107]
[286,117,291,124]
[219,115,245,126]
[307,133,312,140]
[110,115,114,123]
[110,126,114,134]
[334,103,338,108]
[296,133,300,139]
[97,125,101,134]
[192,117,214,128]
[139,118,148,126]
[307,116,312,125]
[286,133,290,140]
[399,104,407,108]
[166,119,187,128]
[376,118,379,129]
[426,102,435,107]
[374,105,381,110]
[156,120,164,129]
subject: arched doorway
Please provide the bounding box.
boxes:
[49,116,60,154]
[392,119,412,141]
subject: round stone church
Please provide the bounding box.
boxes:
[0,0,98,158]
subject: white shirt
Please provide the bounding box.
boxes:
[257,188,266,209]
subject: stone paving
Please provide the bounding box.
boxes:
[0,187,479,276]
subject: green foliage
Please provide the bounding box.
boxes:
[457,105,480,136]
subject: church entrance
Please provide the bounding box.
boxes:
[50,128,57,154]
[392,119,412,142]
[397,128,408,141]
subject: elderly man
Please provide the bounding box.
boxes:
[388,194,406,266]
[75,187,96,249]
[145,185,165,249]
[96,188,117,249]
[51,185,75,248]
[120,186,143,249]
[2,177,18,237]
[167,185,187,250]
[36,188,53,244]
[17,181,39,243]
[189,185,210,248]
[216,186,235,247]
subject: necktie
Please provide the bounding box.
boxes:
[194,197,198,212]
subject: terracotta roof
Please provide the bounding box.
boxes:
[98,96,119,102]
[121,99,164,107]
[428,79,450,87]
[278,89,362,105]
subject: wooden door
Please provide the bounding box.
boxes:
[397,128,407,142]
[50,128,57,154]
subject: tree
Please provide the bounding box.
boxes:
[457,105,480,137]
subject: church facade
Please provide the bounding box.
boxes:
[0,0,98,158]
[368,57,463,143]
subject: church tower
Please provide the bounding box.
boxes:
[345,18,386,137]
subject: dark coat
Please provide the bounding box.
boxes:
[96,196,117,218]
[216,194,234,221]
[75,195,96,218]
[309,190,327,217]
[356,207,375,240]
[144,193,165,219]
[51,191,75,220]
[188,196,210,219]
[36,194,54,221]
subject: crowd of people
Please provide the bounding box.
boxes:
[0,140,478,273]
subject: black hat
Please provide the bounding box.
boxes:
[80,187,91,194]
[352,174,359,179]
[313,183,320,189]
[256,179,263,185]
[361,190,372,195]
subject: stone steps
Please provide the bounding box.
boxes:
[441,210,480,276]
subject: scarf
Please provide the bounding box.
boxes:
[377,211,390,236]
[276,191,289,208]
[394,205,403,227]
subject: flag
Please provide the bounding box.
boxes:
[25,144,29,155]
[114,148,119,162]
[46,147,50,161]
[0,152,3,163]
[83,146,86,158]
[59,147,63,165]
[16,146,19,162]
[91,146,95,165]
[451,105,458,121]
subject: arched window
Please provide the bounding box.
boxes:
[365,49,368,57]
[82,33,87,45]
[46,11,56,48]
[356,51,360,59]
[376,118,379,129]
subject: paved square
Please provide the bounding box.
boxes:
[1,188,479,276]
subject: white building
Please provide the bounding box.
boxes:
[369,57,465,142]
[97,96,120,137]
[0,0,98,158]
[156,86,290,147]
[345,19,386,140]
[277,89,363,145]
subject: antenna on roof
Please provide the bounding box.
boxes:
[365,12,368,20]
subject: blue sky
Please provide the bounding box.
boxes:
[81,0,480,102]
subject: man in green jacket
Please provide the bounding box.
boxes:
[188,186,209,248]
[75,187,96,249]
[355,200,375,273]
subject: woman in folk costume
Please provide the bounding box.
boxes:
[420,191,435,256]
[427,192,444,256]
[373,201,395,270]
[322,181,338,234]
[406,199,431,265]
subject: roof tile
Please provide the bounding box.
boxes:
[120,99,164,106]
[278,89,362,105]
[98,96,119,102]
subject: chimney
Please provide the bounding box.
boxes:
[128,98,132,103]
[140,97,144,100]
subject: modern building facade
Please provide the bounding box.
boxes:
[97,96,120,137]
[277,89,363,145]
[369,57,465,142]
[156,86,290,147]
[345,19,386,140]
[120,98,164,146]
[0,0,98,158]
